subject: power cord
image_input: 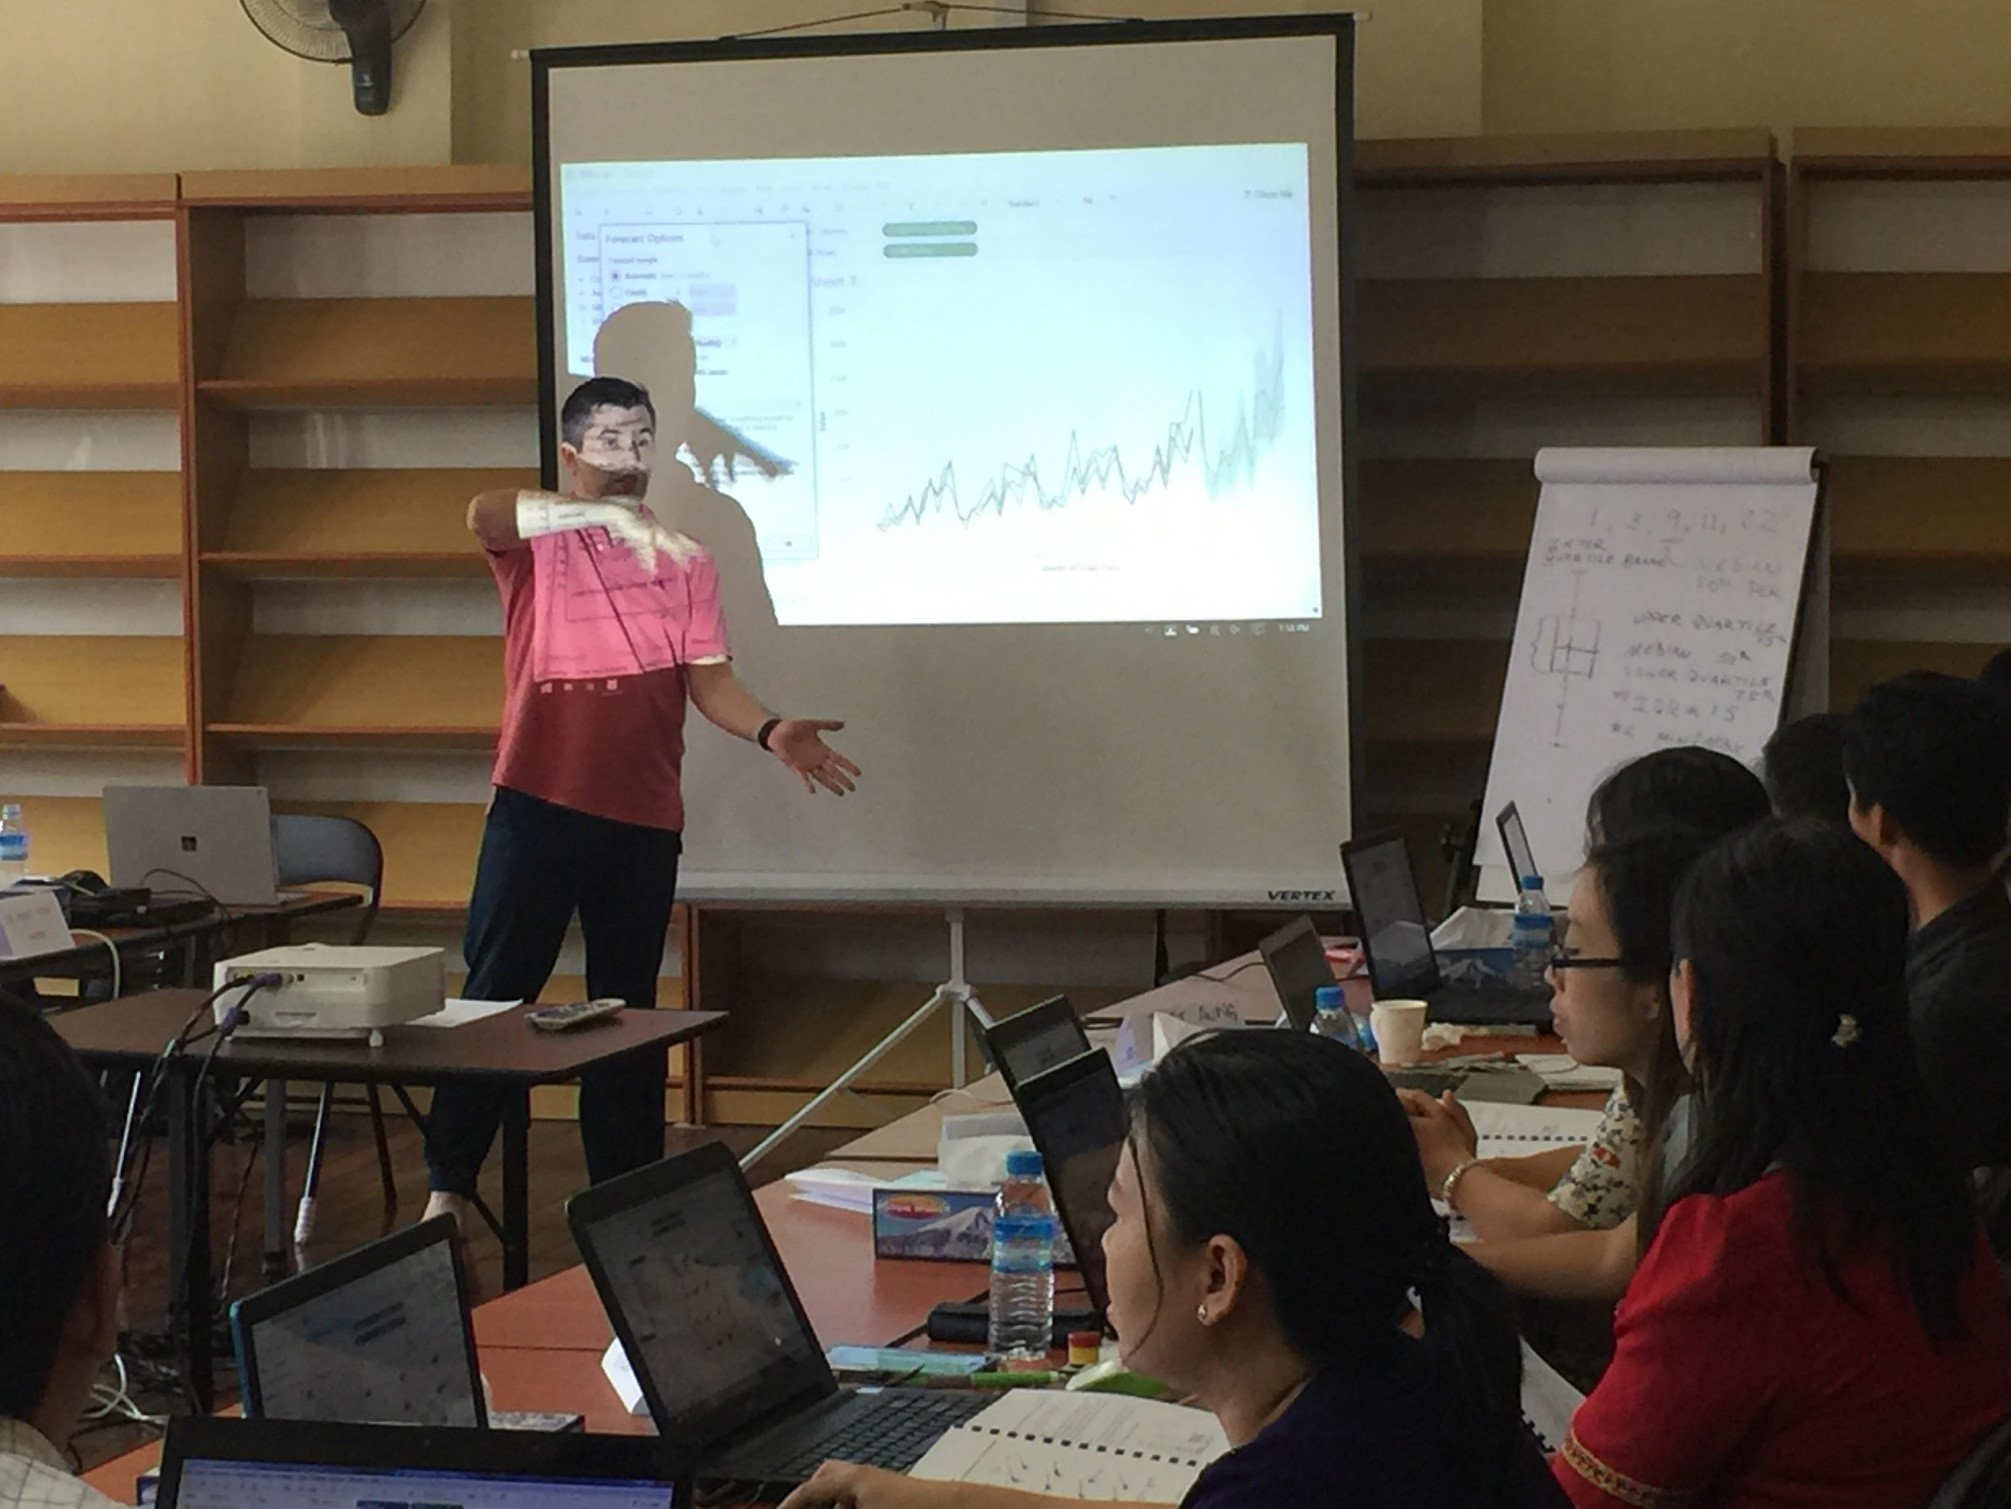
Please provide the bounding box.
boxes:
[68,927,121,1002]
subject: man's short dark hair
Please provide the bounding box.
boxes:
[560,377,655,449]
[0,998,111,1419]
[1762,713,1851,826]
[1843,671,2011,868]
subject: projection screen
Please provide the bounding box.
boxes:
[533,15,1357,904]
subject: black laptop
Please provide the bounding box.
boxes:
[1258,914,1363,1046]
[1011,1048,1129,1323]
[566,1143,991,1496]
[158,1416,681,1509]
[1341,830,1552,1028]
[230,1215,487,1428]
[980,994,1092,1094]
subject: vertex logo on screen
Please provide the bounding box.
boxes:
[1268,889,1337,904]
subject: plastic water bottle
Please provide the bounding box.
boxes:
[1512,875,1553,987]
[988,1149,1056,1366]
[1313,984,1361,1050]
[0,804,27,886]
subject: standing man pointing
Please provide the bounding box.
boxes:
[423,374,859,1229]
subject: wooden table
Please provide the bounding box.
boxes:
[53,991,726,1412]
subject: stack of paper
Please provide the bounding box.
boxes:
[785,1167,951,1215]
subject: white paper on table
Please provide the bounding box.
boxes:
[0,889,71,961]
[1519,1340,1586,1453]
[600,1338,651,1417]
[408,998,522,1028]
[910,1389,1228,1500]
[1463,1101,1607,1160]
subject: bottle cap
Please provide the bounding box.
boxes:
[1520,875,1543,891]
[1067,1332,1102,1367]
[1313,984,1344,1011]
[1004,1149,1044,1179]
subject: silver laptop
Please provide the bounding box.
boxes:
[103,785,280,907]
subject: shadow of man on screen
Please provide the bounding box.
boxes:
[582,299,780,632]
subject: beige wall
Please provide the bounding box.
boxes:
[0,0,450,175]
[450,0,1483,162]
[1482,0,2011,140]
[10,0,2011,182]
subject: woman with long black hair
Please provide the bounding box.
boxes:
[783,1031,1565,1508]
[1556,819,2011,1507]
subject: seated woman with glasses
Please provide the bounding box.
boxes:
[783,1032,1568,1509]
[1555,819,2011,1506]
[1405,826,1710,1248]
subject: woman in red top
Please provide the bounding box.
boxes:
[1556,818,2011,1509]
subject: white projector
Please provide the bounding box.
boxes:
[212,944,446,1042]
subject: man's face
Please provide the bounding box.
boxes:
[563,404,656,498]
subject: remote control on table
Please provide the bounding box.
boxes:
[527,998,625,1031]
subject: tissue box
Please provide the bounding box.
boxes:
[873,1188,1076,1266]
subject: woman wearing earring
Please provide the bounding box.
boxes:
[782,1032,1566,1508]
[1556,820,2011,1508]
[1405,827,1707,1244]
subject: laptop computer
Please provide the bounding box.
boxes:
[1341,830,1552,1028]
[980,994,1091,1094]
[230,1215,485,1428]
[104,784,281,908]
[1012,1047,1129,1322]
[158,1416,681,1509]
[1497,801,1540,889]
[566,1142,992,1495]
[1258,914,1359,1042]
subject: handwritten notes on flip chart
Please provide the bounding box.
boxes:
[1476,449,1822,897]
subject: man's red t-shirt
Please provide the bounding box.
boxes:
[488,514,730,832]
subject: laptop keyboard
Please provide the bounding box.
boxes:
[766,1390,993,1478]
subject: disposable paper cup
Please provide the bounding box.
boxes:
[1370,1000,1429,1067]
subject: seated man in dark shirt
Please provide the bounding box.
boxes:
[1844,671,2011,1252]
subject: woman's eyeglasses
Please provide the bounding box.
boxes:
[1549,945,1626,972]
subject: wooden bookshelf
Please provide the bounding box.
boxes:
[209,635,501,746]
[1360,640,1511,746]
[1788,134,2011,717]
[0,472,182,577]
[0,303,179,408]
[199,297,536,409]
[1828,457,2011,572]
[1353,132,1780,895]
[1358,275,1767,398]
[1359,459,1537,566]
[204,467,532,578]
[1799,273,2011,393]
[0,636,184,747]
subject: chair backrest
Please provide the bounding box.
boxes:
[270,814,383,947]
[1928,1412,2011,1509]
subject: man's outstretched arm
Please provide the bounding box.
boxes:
[687,663,859,796]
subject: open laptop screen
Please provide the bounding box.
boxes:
[571,1156,826,1453]
[232,1217,482,1427]
[171,1459,674,1509]
[983,996,1091,1093]
[1258,915,1337,1032]
[161,1418,678,1509]
[1497,801,1538,889]
[1342,833,1438,996]
[1017,1050,1127,1318]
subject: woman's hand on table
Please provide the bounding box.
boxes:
[1398,1087,1480,1189]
